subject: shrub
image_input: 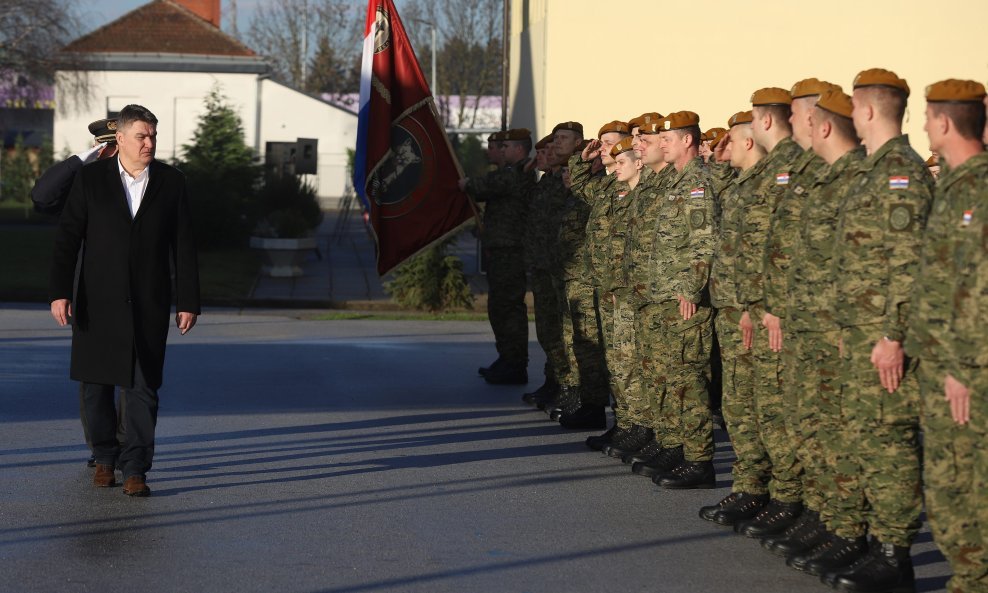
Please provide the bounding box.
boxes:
[384,237,473,312]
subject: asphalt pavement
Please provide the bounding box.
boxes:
[0,305,949,593]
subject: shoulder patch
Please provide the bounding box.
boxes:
[888,203,914,231]
[690,187,705,198]
[689,209,707,229]
[775,173,790,185]
[889,176,909,190]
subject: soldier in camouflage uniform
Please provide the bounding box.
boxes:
[643,111,716,490]
[462,129,535,386]
[526,133,571,405]
[799,69,934,589]
[699,111,773,524]
[605,113,685,469]
[759,78,844,558]
[906,79,988,593]
[565,121,633,431]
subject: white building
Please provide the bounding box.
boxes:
[55,0,357,207]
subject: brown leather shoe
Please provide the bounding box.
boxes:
[122,476,150,497]
[93,464,116,488]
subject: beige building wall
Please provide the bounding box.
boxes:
[509,0,988,153]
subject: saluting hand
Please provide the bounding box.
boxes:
[582,139,602,162]
[176,312,198,335]
[50,299,72,326]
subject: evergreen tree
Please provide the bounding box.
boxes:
[178,85,261,248]
[0,135,35,207]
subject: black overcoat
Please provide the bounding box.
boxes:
[49,158,200,389]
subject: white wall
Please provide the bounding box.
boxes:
[54,70,259,163]
[54,71,358,205]
[258,79,357,207]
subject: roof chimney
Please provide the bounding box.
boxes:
[174,0,221,28]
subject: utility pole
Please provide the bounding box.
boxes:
[300,0,309,86]
[501,0,509,131]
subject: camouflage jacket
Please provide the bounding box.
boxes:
[557,184,595,281]
[570,155,629,290]
[525,171,569,270]
[708,160,738,209]
[466,158,535,249]
[710,161,762,310]
[832,135,934,336]
[622,166,673,303]
[763,146,825,320]
[738,137,802,316]
[787,147,864,333]
[646,157,715,304]
[906,151,988,375]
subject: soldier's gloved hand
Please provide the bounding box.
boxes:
[74,142,107,164]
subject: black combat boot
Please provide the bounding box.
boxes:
[654,460,716,489]
[558,405,606,429]
[788,533,868,576]
[484,360,528,385]
[522,375,558,406]
[602,424,652,459]
[762,510,826,557]
[631,445,684,478]
[698,492,769,525]
[603,425,654,459]
[478,357,502,377]
[547,386,580,420]
[586,425,625,451]
[622,439,664,464]
[823,538,915,593]
[735,500,803,538]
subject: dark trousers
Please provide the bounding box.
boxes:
[79,385,126,450]
[81,354,158,479]
[486,247,529,366]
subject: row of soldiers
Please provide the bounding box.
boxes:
[462,69,987,593]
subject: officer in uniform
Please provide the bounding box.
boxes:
[907,79,988,593]
[462,129,535,385]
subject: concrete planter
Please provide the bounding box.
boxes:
[249,236,318,277]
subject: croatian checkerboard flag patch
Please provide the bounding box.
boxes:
[963,210,974,226]
[690,187,705,198]
[889,176,910,190]
[776,173,790,185]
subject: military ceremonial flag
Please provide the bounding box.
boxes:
[353,0,474,275]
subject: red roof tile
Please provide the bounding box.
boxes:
[63,0,255,57]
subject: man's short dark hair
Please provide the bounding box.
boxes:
[676,125,702,149]
[860,86,907,123]
[753,105,793,134]
[117,104,158,129]
[815,107,860,144]
[931,102,987,141]
[504,138,533,153]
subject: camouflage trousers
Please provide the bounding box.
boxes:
[787,329,842,520]
[529,270,569,382]
[637,300,713,461]
[607,291,649,430]
[560,277,609,406]
[826,324,922,546]
[715,307,764,495]
[919,359,988,593]
[485,247,529,365]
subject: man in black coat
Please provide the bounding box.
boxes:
[49,104,200,497]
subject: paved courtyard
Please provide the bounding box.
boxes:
[0,305,949,592]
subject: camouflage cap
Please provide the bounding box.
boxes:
[791,78,842,99]
[815,88,854,119]
[503,128,532,141]
[552,121,584,135]
[853,68,910,97]
[597,120,631,138]
[88,118,118,144]
[925,79,987,103]
[609,136,636,158]
[728,110,753,127]
[751,87,792,106]
[535,134,554,150]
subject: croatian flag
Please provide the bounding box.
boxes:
[353,0,475,275]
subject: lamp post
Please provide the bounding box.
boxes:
[409,18,437,94]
